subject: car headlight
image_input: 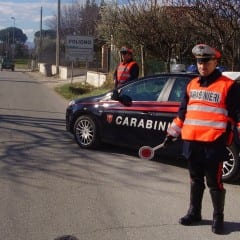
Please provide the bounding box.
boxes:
[68,100,76,106]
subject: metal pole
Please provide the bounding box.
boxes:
[56,0,60,75]
[141,44,144,77]
[11,17,15,59]
[39,6,43,62]
[7,32,10,58]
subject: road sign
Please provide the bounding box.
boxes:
[65,35,94,62]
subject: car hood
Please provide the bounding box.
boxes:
[72,92,111,104]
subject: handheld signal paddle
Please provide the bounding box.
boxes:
[138,142,166,160]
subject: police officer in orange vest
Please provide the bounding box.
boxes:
[114,46,139,88]
[166,44,240,234]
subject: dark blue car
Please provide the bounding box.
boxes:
[1,58,15,71]
[66,72,240,182]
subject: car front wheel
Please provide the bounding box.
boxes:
[73,115,100,149]
[222,144,240,182]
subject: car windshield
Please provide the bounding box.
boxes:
[119,77,168,101]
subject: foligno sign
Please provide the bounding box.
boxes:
[65,35,94,61]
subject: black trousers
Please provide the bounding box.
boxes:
[183,140,226,190]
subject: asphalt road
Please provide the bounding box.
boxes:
[0,69,240,240]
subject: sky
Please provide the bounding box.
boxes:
[0,0,82,43]
[0,0,135,44]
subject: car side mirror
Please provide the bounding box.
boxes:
[118,94,132,106]
[111,89,132,106]
[111,89,119,100]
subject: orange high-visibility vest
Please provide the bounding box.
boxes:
[116,61,137,85]
[181,76,234,142]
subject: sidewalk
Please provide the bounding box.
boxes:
[25,70,86,89]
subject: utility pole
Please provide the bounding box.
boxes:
[141,44,145,77]
[39,6,43,62]
[11,17,15,59]
[56,0,60,75]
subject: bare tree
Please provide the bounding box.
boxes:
[97,1,119,45]
[43,0,240,71]
[177,0,240,70]
[100,0,198,71]
[41,0,103,65]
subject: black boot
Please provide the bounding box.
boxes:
[179,182,205,225]
[210,189,226,234]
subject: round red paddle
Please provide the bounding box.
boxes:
[138,142,166,160]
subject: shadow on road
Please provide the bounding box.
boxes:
[0,113,187,190]
[201,219,240,235]
[0,113,239,192]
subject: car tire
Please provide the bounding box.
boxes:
[73,115,100,149]
[222,143,240,182]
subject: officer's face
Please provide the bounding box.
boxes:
[197,58,218,77]
[121,52,132,62]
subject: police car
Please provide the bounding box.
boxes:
[66,72,240,182]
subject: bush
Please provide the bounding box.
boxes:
[68,82,94,95]
[55,81,111,100]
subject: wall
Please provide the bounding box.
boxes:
[86,71,107,87]
[38,63,106,87]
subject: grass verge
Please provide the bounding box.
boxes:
[14,58,30,69]
[55,72,114,100]
[55,82,111,100]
